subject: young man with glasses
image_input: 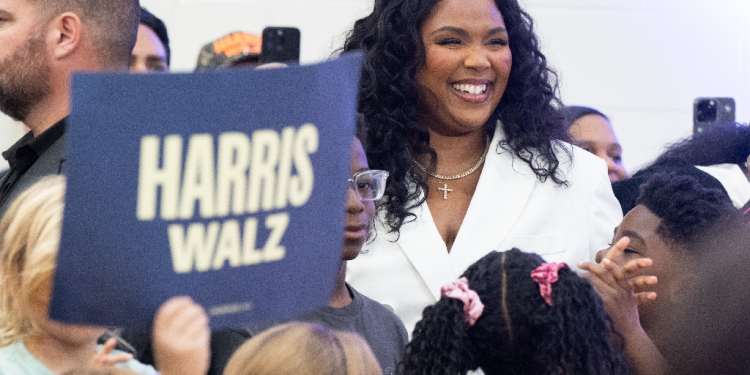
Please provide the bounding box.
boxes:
[294,137,406,375]
[208,133,408,375]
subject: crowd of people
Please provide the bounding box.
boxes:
[0,0,749,374]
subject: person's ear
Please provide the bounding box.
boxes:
[49,12,83,60]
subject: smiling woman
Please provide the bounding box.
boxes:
[343,0,623,335]
[416,0,511,136]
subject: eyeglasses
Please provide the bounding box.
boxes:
[348,170,389,202]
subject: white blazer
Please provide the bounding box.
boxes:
[346,125,623,335]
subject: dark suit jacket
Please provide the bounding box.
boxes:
[0,132,66,218]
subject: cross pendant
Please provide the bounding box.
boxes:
[438,183,453,200]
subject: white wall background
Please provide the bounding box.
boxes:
[1,0,748,172]
[529,0,750,172]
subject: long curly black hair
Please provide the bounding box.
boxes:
[636,172,740,247]
[342,0,569,233]
[398,249,629,375]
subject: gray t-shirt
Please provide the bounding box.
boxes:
[208,284,409,375]
[293,284,409,375]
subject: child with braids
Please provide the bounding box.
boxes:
[399,249,629,375]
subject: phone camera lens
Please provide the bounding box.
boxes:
[696,99,718,122]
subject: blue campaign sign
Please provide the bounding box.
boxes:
[51,53,363,330]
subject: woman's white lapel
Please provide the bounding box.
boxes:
[396,124,537,300]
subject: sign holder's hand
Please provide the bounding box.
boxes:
[152,296,210,375]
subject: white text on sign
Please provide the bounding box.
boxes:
[135,124,318,273]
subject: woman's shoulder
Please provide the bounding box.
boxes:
[552,140,609,180]
[492,138,605,184]
[0,341,53,375]
[492,122,603,179]
[0,341,24,356]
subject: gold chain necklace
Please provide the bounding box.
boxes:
[411,134,491,200]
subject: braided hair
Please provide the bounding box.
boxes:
[399,249,628,375]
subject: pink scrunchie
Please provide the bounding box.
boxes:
[530,262,566,306]
[440,277,484,327]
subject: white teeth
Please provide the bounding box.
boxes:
[452,83,487,95]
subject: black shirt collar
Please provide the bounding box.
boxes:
[2,117,67,170]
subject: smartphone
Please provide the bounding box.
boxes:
[260,27,300,65]
[693,97,735,134]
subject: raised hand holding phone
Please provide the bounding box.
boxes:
[260,27,300,65]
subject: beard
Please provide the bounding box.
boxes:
[0,30,51,122]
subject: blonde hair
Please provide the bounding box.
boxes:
[0,176,66,346]
[223,322,383,375]
[336,329,384,375]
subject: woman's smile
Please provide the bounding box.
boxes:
[450,79,493,103]
[417,0,512,134]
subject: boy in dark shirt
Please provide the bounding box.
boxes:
[209,131,408,375]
